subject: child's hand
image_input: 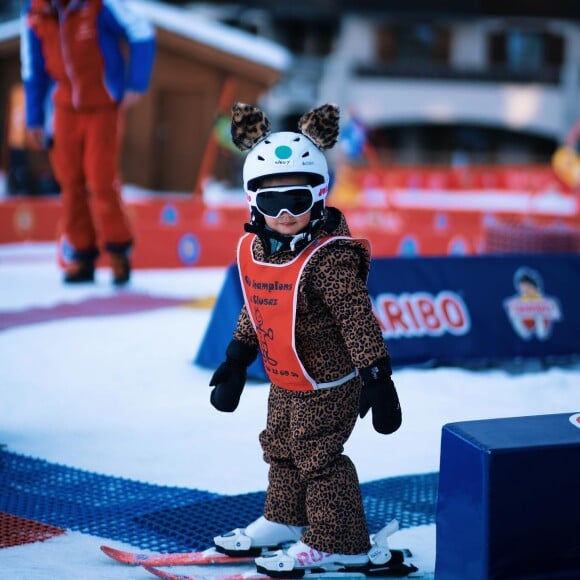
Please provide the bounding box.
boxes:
[359,357,402,434]
[209,339,258,412]
[209,360,247,412]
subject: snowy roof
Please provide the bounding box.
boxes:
[128,0,291,72]
[0,1,292,73]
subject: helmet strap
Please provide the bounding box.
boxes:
[244,217,324,256]
[311,200,325,221]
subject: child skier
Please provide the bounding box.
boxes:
[209,102,402,575]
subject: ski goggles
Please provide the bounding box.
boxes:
[254,185,319,218]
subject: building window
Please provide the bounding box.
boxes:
[376,23,450,66]
[489,29,564,75]
[272,18,339,57]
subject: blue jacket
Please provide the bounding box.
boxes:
[21,0,156,127]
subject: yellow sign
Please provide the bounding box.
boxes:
[552,145,580,188]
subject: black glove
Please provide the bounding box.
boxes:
[359,357,402,434]
[209,339,258,412]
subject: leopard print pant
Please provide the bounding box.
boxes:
[259,379,371,554]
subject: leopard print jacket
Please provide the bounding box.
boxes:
[233,207,388,384]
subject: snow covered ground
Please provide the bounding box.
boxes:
[1,242,579,580]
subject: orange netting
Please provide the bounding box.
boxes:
[483,222,580,253]
[0,512,65,548]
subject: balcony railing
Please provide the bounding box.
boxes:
[354,62,561,85]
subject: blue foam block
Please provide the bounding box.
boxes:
[436,413,580,580]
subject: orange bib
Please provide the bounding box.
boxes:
[237,233,370,391]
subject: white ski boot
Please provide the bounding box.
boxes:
[255,519,418,577]
[214,515,305,556]
[255,541,369,574]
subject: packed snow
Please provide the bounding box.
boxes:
[1,242,579,580]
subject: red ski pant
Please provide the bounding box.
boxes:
[50,105,133,253]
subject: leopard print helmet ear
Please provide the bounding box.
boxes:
[231,102,272,152]
[298,103,339,150]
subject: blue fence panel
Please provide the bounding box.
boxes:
[195,254,580,377]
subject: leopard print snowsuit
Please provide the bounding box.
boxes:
[233,207,389,554]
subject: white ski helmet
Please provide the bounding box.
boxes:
[243,131,330,220]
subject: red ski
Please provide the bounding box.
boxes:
[143,565,369,580]
[100,545,255,567]
[102,520,417,577]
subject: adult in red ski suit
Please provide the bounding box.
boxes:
[20,0,156,284]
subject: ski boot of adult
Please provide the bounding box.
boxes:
[110,252,131,285]
[106,243,132,286]
[63,248,98,284]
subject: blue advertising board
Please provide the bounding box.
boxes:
[195,253,580,378]
[367,253,579,367]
